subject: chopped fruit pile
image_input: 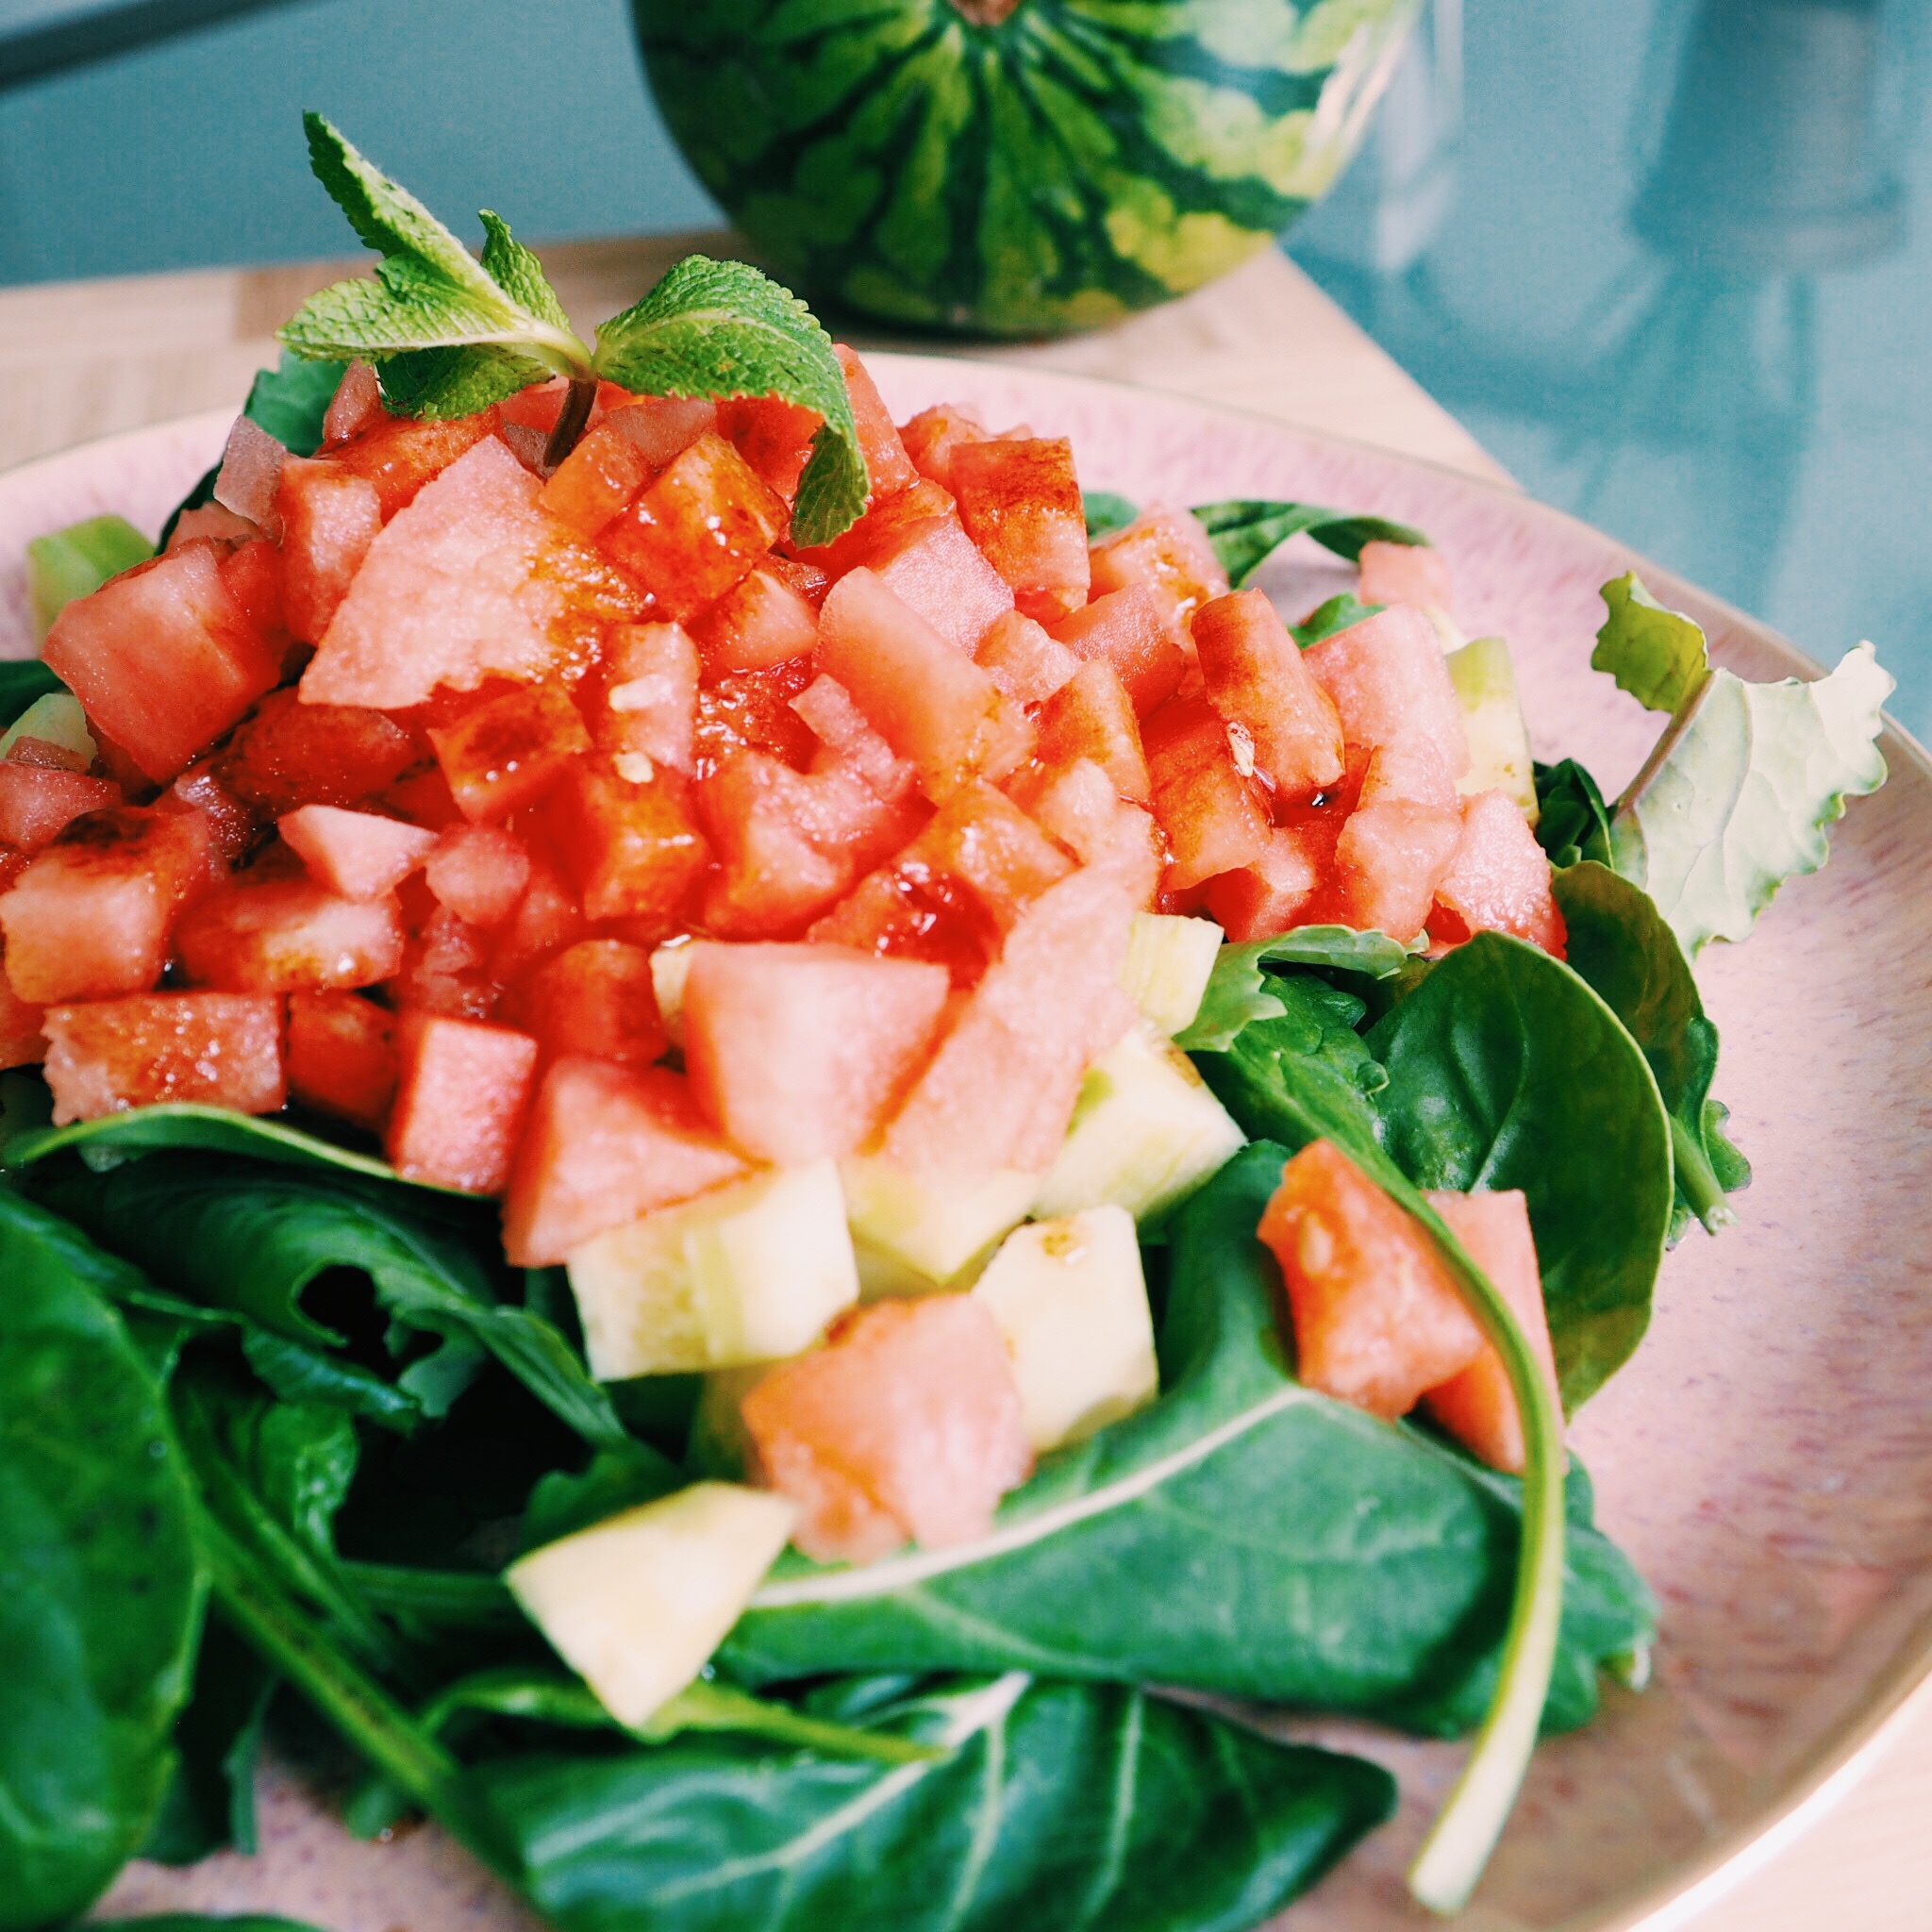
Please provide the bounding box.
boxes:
[0,349,1572,1560]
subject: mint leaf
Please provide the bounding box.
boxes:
[1592,574,1710,713]
[591,256,865,547]
[1292,591,1381,648]
[1189,499,1430,587]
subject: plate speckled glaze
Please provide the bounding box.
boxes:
[5,358,1928,1932]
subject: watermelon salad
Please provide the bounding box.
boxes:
[0,125,1896,1932]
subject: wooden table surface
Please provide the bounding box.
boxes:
[4,233,1928,1932]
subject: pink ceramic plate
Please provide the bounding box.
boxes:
[5,358,1928,1932]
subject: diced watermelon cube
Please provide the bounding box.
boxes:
[275,456,382,642]
[330,409,498,518]
[1141,695,1271,893]
[1357,541,1453,616]
[0,763,120,852]
[164,765,258,870]
[500,1058,747,1265]
[551,758,710,927]
[217,538,288,643]
[1257,1139,1484,1420]
[835,344,919,500]
[1047,585,1188,715]
[213,413,286,532]
[791,675,919,805]
[804,869,985,985]
[386,1014,540,1193]
[1192,589,1346,800]
[216,689,419,814]
[682,941,951,1164]
[0,807,211,1004]
[508,938,667,1069]
[788,477,955,578]
[42,544,280,783]
[692,657,819,776]
[1036,660,1152,804]
[497,377,573,435]
[1356,737,1458,811]
[164,503,258,555]
[387,903,500,1021]
[950,438,1090,622]
[897,401,989,491]
[908,779,1074,933]
[321,360,383,446]
[425,824,532,928]
[741,1296,1033,1563]
[816,568,1033,802]
[865,513,1015,655]
[1429,789,1567,957]
[973,609,1079,704]
[278,805,436,902]
[287,989,395,1130]
[0,950,45,1069]
[487,849,586,984]
[1302,605,1470,777]
[1202,825,1322,941]
[1087,505,1229,614]
[710,393,814,497]
[539,423,650,538]
[689,567,819,674]
[41,991,285,1124]
[176,871,406,993]
[428,682,592,823]
[593,623,699,776]
[1007,758,1164,909]
[1330,793,1463,943]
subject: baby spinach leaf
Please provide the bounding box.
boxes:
[1191,499,1429,586]
[1534,758,1613,868]
[95,1919,333,1932]
[1592,572,1710,713]
[0,1194,205,1930]
[1292,591,1381,646]
[1081,489,1139,538]
[518,1442,687,1554]
[1177,925,1414,1054]
[1366,934,1675,1409]
[1553,863,1750,1238]
[451,1673,1395,1932]
[723,1146,1652,1735]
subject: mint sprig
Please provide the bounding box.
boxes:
[278,114,868,542]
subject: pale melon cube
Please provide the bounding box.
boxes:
[506,1481,796,1727]
[649,937,694,1046]
[1120,910,1222,1036]
[566,1158,858,1378]
[1033,1023,1245,1224]
[840,1153,1039,1290]
[0,693,96,767]
[1446,635,1538,822]
[973,1207,1158,1451]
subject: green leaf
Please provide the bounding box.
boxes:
[1553,863,1750,1238]
[591,255,865,546]
[94,1919,333,1932]
[25,515,153,639]
[1190,499,1430,586]
[0,658,65,717]
[0,1193,205,1929]
[1365,934,1676,1409]
[241,351,351,457]
[1591,573,1710,713]
[1608,642,1892,956]
[1292,591,1381,647]
[723,1145,1652,1735]
[517,1441,687,1553]
[1082,489,1139,538]
[1176,925,1415,1053]
[1534,758,1613,868]
[452,1672,1396,1932]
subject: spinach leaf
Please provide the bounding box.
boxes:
[723,1146,1652,1736]
[1081,490,1139,539]
[96,1920,333,1932]
[1190,499,1430,586]
[0,1194,205,1929]
[452,1673,1395,1932]
[1176,925,1414,1054]
[1534,758,1613,868]
[518,1441,687,1552]
[1292,591,1381,647]
[1553,862,1750,1239]
[1365,934,1675,1409]
[32,1155,625,1449]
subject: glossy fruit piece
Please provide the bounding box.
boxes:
[41,991,284,1124]
[602,430,790,624]
[321,359,383,446]
[1331,790,1463,943]
[1141,694,1271,893]
[804,866,986,985]
[1429,788,1568,957]
[594,622,699,775]
[835,344,920,501]
[897,401,989,490]
[0,763,120,852]
[0,952,45,1068]
[166,502,258,553]
[883,866,1140,1184]
[973,608,1079,704]
[682,941,951,1163]
[539,423,650,538]
[42,543,280,783]
[1356,736,1459,811]
[275,456,382,642]
[1008,758,1164,908]
[908,778,1074,931]
[217,538,287,642]
[385,1013,540,1193]
[1192,589,1346,799]
[278,805,436,902]
[387,904,500,1021]
[1036,659,1151,804]
[605,394,719,471]
[329,408,498,518]
[741,1296,1032,1562]
[428,682,592,823]
[176,871,405,994]
[1420,1188,1560,1474]
[1257,1138,1485,1420]
[791,675,918,804]
[864,513,1015,655]
[712,392,817,499]
[163,764,258,870]
[551,758,711,928]
[1357,541,1453,616]
[950,438,1090,622]
[488,847,585,984]
[691,656,819,776]
[789,476,956,579]
[286,988,395,1130]
[689,567,819,674]
[216,689,419,815]
[0,807,211,1004]
[1201,826,1323,941]
[1302,604,1471,777]
[425,824,532,928]
[815,568,1034,802]
[304,438,641,709]
[510,938,668,1069]
[501,1057,747,1266]
[1088,506,1230,614]
[1047,584,1188,715]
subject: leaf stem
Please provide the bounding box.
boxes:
[1668,1113,1738,1233]
[543,377,599,469]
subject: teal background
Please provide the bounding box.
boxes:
[1,0,1926,737]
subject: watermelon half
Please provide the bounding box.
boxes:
[633,0,1424,336]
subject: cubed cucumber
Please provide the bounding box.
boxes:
[566,1158,858,1378]
[25,514,153,640]
[1032,1023,1245,1224]
[0,692,95,767]
[650,938,695,1046]
[973,1206,1158,1451]
[840,1155,1039,1291]
[506,1481,797,1727]
[1447,634,1539,821]
[1120,911,1223,1037]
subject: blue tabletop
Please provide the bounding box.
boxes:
[1,0,1925,735]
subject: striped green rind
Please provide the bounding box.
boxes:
[633,0,1421,337]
